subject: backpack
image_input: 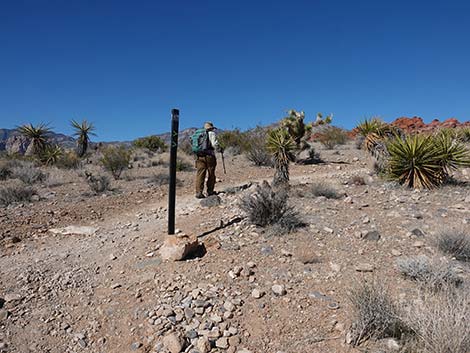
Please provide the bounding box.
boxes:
[190,128,210,154]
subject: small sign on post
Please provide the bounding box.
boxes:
[168,108,179,235]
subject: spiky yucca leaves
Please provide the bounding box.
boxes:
[41,145,63,166]
[314,112,333,126]
[387,134,446,189]
[434,130,470,176]
[16,123,52,157]
[356,117,389,137]
[267,128,295,186]
[457,127,470,142]
[281,110,307,147]
[71,119,96,157]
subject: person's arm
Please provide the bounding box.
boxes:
[208,131,222,152]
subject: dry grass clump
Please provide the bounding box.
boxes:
[396,256,462,290]
[349,175,366,185]
[0,161,14,180]
[0,185,36,206]
[308,182,341,199]
[85,173,112,194]
[348,281,406,347]
[435,230,470,262]
[11,162,48,185]
[147,173,182,186]
[405,286,470,353]
[316,126,349,149]
[240,181,304,233]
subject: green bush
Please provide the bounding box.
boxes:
[133,135,167,152]
[316,126,349,149]
[100,146,131,180]
[56,151,82,169]
[218,129,249,154]
[387,133,470,189]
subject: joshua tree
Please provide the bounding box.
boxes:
[71,119,96,157]
[16,123,52,157]
[281,110,307,148]
[266,128,296,186]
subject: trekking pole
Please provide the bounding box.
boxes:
[221,151,226,174]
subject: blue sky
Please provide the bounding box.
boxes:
[1,0,469,141]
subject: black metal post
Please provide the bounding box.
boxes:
[168,108,179,235]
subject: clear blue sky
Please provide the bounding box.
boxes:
[1,0,469,141]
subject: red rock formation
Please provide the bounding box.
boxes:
[390,116,470,134]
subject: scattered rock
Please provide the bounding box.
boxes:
[362,230,380,241]
[159,234,205,261]
[200,195,221,207]
[271,284,287,296]
[163,332,184,353]
[130,342,142,351]
[48,226,98,236]
[251,288,264,299]
[196,337,211,353]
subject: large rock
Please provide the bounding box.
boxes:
[162,332,184,353]
[5,135,29,155]
[159,234,205,261]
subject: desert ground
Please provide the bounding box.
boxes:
[1,141,469,353]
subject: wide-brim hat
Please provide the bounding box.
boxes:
[204,121,216,130]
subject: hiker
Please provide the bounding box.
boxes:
[191,121,223,198]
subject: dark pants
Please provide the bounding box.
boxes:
[195,154,217,194]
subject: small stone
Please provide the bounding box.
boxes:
[4,293,22,302]
[413,241,424,248]
[224,301,235,312]
[78,339,87,348]
[162,333,184,353]
[131,342,142,351]
[251,288,264,299]
[271,284,287,296]
[109,254,117,260]
[215,337,229,349]
[196,337,211,353]
[411,228,425,237]
[391,249,402,256]
[200,195,221,208]
[0,309,9,321]
[323,227,334,234]
[362,230,380,241]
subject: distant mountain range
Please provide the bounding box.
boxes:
[0,127,198,154]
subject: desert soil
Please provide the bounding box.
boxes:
[1,143,469,353]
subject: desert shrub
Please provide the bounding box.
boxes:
[218,129,248,155]
[405,286,470,353]
[240,181,304,232]
[457,127,470,143]
[436,230,470,262]
[244,127,273,167]
[133,135,167,152]
[0,161,13,180]
[316,126,349,149]
[349,175,366,185]
[11,163,48,185]
[85,173,111,194]
[147,173,182,186]
[100,146,131,180]
[348,281,406,346]
[387,133,470,189]
[397,256,462,290]
[308,182,341,199]
[0,185,36,206]
[176,158,192,171]
[40,144,63,166]
[178,139,193,155]
[56,151,81,169]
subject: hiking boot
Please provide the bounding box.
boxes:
[195,192,205,199]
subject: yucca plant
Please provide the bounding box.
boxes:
[387,134,455,189]
[71,119,96,158]
[16,123,52,157]
[434,130,470,176]
[281,109,307,148]
[267,128,296,186]
[41,145,63,166]
[456,127,470,143]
